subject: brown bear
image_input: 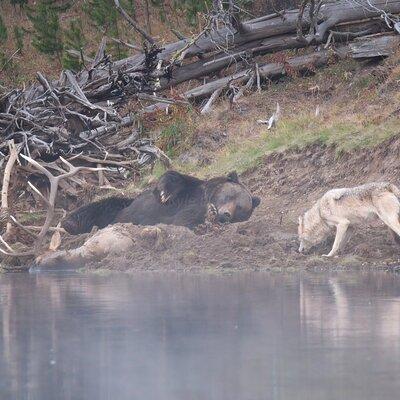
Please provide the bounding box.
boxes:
[62,170,260,235]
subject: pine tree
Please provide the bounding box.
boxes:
[173,0,212,26]
[0,14,8,41]
[86,0,127,60]
[62,19,86,71]
[152,0,251,26]
[87,0,119,35]
[27,0,69,59]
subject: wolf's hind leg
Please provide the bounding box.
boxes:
[377,212,400,246]
[375,198,400,242]
[376,195,400,236]
[379,213,400,240]
[322,221,349,257]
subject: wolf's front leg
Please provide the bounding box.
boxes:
[322,221,350,257]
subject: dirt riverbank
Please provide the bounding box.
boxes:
[83,136,400,273]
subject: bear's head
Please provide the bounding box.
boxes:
[206,171,260,223]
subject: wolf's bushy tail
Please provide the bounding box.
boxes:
[61,196,133,235]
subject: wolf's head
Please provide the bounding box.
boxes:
[298,209,330,253]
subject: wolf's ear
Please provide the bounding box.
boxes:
[227,171,239,183]
[252,196,261,208]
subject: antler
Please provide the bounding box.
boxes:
[1,140,22,235]
[0,155,107,258]
[20,154,107,251]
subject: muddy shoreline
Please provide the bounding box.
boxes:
[73,136,400,273]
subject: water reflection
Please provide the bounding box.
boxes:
[0,271,399,400]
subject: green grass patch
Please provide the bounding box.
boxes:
[157,119,189,158]
[136,110,399,185]
[181,113,399,178]
[17,211,46,224]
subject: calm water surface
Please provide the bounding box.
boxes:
[0,271,399,400]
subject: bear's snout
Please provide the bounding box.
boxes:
[218,211,232,223]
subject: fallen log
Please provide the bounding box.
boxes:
[185,34,400,100]
[108,0,400,76]
[161,19,389,91]
[79,115,136,141]
[350,34,400,58]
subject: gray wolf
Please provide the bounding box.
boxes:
[298,182,400,257]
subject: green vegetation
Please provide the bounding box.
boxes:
[0,14,8,41]
[85,0,127,59]
[173,112,399,179]
[0,51,9,74]
[157,120,189,157]
[173,0,213,26]
[10,0,28,8]
[62,19,86,71]
[27,0,69,60]
[13,26,25,53]
[151,0,252,26]
[86,0,119,34]
[0,49,16,77]
[1,0,255,82]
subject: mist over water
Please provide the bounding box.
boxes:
[0,271,399,400]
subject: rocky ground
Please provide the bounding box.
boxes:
[77,135,400,273]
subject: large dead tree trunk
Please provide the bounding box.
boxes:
[108,0,400,74]
[184,35,400,100]
[160,19,388,90]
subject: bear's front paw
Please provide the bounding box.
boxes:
[206,203,218,223]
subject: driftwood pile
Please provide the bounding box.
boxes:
[0,0,400,262]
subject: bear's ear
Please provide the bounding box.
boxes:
[252,196,261,208]
[227,171,239,183]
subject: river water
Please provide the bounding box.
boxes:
[0,271,399,400]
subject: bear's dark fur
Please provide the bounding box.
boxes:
[61,197,133,235]
[62,170,260,235]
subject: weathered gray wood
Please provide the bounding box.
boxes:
[157,19,390,91]
[201,87,224,114]
[350,34,400,59]
[109,0,400,76]
[185,33,400,100]
[79,115,136,140]
[65,49,94,63]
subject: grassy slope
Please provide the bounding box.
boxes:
[140,53,400,188]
